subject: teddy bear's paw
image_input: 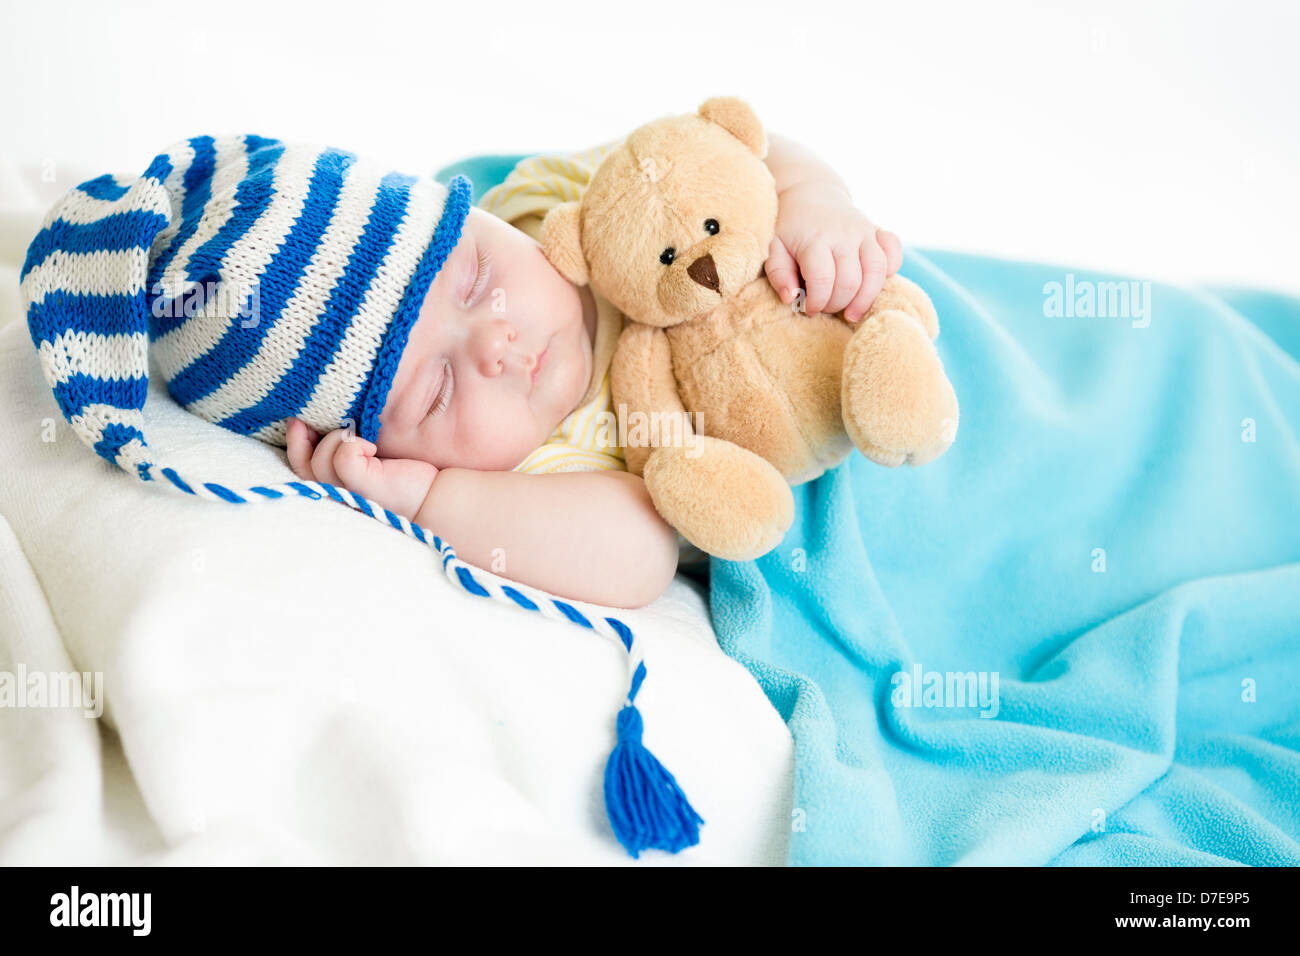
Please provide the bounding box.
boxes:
[863,274,940,340]
[841,308,959,467]
[643,437,794,561]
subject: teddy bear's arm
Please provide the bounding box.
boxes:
[609,323,691,477]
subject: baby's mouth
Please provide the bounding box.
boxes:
[529,344,549,392]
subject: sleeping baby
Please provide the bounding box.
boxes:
[23,126,903,610]
[282,134,905,608]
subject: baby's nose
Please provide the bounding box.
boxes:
[472,318,515,376]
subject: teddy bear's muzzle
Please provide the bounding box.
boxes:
[656,232,768,322]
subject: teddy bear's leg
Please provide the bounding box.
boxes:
[841,304,958,467]
[643,436,794,561]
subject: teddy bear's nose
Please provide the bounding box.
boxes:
[687,253,720,293]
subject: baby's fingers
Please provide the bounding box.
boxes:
[823,244,865,317]
[765,236,800,305]
[308,428,354,487]
[797,242,838,315]
[877,228,903,275]
[331,435,384,497]
[285,417,321,481]
[843,238,889,323]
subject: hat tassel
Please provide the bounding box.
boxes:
[604,690,705,857]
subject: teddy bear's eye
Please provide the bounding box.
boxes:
[660,247,676,266]
[704,218,720,235]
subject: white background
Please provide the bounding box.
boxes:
[2,0,1296,292]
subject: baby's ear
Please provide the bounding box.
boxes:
[540,201,589,287]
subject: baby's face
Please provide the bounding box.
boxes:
[376,207,596,471]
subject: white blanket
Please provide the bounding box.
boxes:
[0,158,793,865]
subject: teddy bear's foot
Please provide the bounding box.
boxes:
[841,308,959,467]
[643,435,794,561]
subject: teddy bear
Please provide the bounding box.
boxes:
[539,96,959,561]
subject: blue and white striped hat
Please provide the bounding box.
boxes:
[18,133,705,858]
[21,133,472,476]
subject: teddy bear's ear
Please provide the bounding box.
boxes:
[539,201,589,287]
[697,96,768,160]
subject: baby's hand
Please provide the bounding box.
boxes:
[765,181,904,323]
[285,417,437,520]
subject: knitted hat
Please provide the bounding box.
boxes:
[22,133,471,471]
[19,134,704,858]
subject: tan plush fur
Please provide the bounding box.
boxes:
[541,96,959,561]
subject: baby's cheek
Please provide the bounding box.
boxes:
[374,421,413,463]
[458,397,546,471]
[377,417,444,470]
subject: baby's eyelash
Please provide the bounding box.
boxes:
[428,359,454,418]
[465,246,491,306]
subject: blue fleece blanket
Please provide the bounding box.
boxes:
[438,156,1300,866]
[709,249,1300,866]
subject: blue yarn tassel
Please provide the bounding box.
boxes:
[603,698,705,857]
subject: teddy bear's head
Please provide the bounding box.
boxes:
[541,97,779,329]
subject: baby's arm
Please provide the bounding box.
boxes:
[285,419,679,609]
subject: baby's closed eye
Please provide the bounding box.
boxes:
[426,359,454,418]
